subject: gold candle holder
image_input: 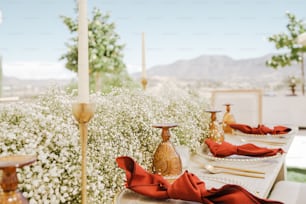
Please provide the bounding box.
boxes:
[0,155,37,204]
[222,104,236,134]
[152,123,182,177]
[205,110,224,143]
[72,103,95,204]
[141,77,148,90]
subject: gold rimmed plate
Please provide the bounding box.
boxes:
[113,177,243,204]
[232,124,296,139]
[196,145,281,162]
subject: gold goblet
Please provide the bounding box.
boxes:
[205,110,224,143]
[222,104,236,134]
[152,123,182,178]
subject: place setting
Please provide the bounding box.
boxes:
[227,122,295,148]
[114,156,283,204]
[229,123,294,138]
[113,120,285,203]
[196,110,285,162]
[198,139,283,162]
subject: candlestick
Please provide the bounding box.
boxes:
[141,32,146,79]
[76,0,90,203]
[141,32,148,90]
[78,0,89,103]
[72,103,95,204]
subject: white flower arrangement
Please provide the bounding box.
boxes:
[0,86,209,203]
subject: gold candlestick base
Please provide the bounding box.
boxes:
[152,124,182,178]
[205,110,224,143]
[0,155,37,204]
[141,77,148,90]
[222,104,236,134]
[72,103,95,204]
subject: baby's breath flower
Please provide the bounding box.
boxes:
[0,85,209,203]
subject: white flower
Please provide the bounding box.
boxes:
[0,86,209,203]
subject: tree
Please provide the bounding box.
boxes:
[266,12,306,95]
[60,7,135,92]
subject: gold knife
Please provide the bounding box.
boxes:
[213,165,265,174]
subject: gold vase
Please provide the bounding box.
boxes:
[205,110,224,143]
[222,104,236,134]
[152,124,182,177]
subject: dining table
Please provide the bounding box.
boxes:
[113,125,297,204]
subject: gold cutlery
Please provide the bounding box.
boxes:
[203,164,265,179]
[240,138,286,146]
[212,164,265,174]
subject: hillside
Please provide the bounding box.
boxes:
[133,54,301,89]
[1,54,303,98]
[2,76,73,98]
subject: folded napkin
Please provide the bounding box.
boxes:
[229,123,291,135]
[205,139,284,158]
[116,156,283,204]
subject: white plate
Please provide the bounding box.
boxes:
[113,177,248,204]
[234,130,292,138]
[233,125,295,138]
[197,145,281,162]
[114,188,202,204]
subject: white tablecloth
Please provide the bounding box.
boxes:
[114,128,296,203]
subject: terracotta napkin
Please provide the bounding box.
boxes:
[205,139,284,158]
[229,123,291,135]
[116,156,283,204]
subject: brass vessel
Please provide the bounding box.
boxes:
[152,124,182,177]
[205,110,224,143]
[222,104,236,134]
[0,155,37,204]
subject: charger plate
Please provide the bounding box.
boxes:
[234,130,293,138]
[113,176,250,204]
[232,124,295,138]
[197,145,281,162]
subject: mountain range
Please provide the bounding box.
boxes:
[1,54,303,98]
[133,54,301,89]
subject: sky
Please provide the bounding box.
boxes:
[0,0,306,79]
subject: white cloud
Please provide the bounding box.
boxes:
[2,61,76,80]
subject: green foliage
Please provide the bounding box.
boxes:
[0,86,209,203]
[60,7,135,92]
[287,167,306,183]
[266,12,306,69]
[266,12,306,95]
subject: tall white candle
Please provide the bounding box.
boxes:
[141,32,146,79]
[78,0,89,103]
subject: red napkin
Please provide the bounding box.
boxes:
[205,139,284,158]
[116,156,283,204]
[229,123,291,135]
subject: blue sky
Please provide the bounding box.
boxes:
[0,0,306,79]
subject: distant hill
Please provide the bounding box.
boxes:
[2,76,73,98]
[132,54,301,88]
